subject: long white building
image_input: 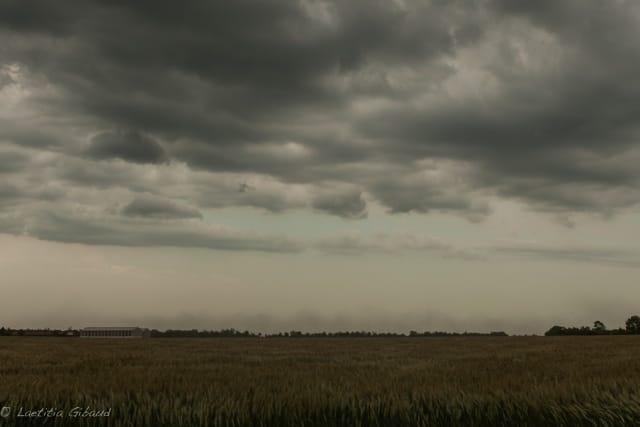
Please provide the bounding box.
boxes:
[79,327,150,338]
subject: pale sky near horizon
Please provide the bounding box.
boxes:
[1,0,640,334]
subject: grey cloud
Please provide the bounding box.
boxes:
[0,174,66,207]
[0,67,15,88]
[315,232,382,256]
[367,165,492,221]
[311,187,367,219]
[314,231,482,259]
[352,1,640,214]
[0,149,30,173]
[0,0,90,36]
[32,151,311,214]
[121,194,202,220]
[0,0,465,118]
[492,179,640,216]
[187,175,309,213]
[0,120,69,150]
[315,232,640,267]
[58,159,146,190]
[0,210,25,234]
[6,206,302,253]
[0,182,23,205]
[371,178,489,217]
[169,141,314,178]
[86,130,168,164]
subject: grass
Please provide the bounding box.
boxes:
[1,336,640,426]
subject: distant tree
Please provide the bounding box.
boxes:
[545,325,567,336]
[626,316,640,334]
[593,320,606,333]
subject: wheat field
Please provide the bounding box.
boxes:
[1,336,640,426]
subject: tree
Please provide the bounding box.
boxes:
[593,320,606,333]
[625,316,640,334]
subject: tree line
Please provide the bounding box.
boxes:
[6,319,640,338]
[0,327,77,337]
[0,326,508,338]
[150,329,509,338]
[545,316,640,336]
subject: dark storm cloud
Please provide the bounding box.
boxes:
[1,0,640,248]
[0,0,472,142]
[87,130,168,164]
[0,0,90,36]
[352,1,640,212]
[0,0,463,116]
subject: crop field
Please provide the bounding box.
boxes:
[2,336,640,426]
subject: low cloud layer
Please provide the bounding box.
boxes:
[0,205,301,252]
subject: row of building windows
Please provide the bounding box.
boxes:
[82,330,133,337]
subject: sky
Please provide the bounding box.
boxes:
[1,0,640,334]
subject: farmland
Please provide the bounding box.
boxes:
[1,336,640,426]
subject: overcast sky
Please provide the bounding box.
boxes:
[2,0,640,334]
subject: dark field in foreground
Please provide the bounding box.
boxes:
[2,337,640,426]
